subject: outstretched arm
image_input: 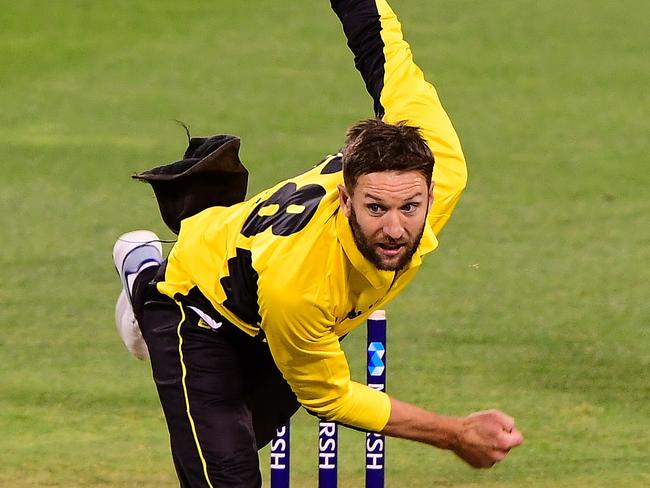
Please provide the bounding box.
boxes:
[330,1,522,467]
[383,398,524,468]
[331,0,467,234]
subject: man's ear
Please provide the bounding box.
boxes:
[427,182,435,212]
[337,184,352,218]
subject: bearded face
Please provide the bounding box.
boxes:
[338,170,432,272]
[347,205,425,271]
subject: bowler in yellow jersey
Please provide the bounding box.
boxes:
[112,1,523,486]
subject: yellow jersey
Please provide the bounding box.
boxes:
[158,0,467,433]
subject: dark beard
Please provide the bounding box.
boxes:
[348,208,425,271]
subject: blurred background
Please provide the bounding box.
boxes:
[1,0,648,486]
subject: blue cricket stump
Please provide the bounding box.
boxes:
[270,421,290,487]
[365,310,387,488]
[270,310,387,488]
[318,419,338,487]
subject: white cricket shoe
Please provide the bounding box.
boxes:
[112,230,163,360]
[115,289,150,360]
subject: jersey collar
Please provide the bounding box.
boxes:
[335,210,438,289]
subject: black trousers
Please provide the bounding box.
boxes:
[132,265,300,488]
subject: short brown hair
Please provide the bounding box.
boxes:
[341,118,434,191]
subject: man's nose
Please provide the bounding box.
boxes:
[382,212,404,240]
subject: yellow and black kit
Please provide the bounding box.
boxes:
[132,1,467,486]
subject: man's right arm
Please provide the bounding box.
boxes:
[383,398,524,468]
[331,1,522,467]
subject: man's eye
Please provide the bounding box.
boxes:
[368,204,383,214]
[402,203,418,213]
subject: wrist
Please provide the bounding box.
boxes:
[433,415,463,451]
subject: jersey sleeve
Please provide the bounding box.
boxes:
[331,0,468,235]
[259,290,391,432]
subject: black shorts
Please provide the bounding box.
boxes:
[132,264,299,488]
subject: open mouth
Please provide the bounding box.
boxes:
[377,243,405,257]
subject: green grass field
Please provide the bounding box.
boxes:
[1,0,648,486]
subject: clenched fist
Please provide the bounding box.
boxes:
[452,409,524,468]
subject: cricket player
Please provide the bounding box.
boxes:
[112,0,523,486]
